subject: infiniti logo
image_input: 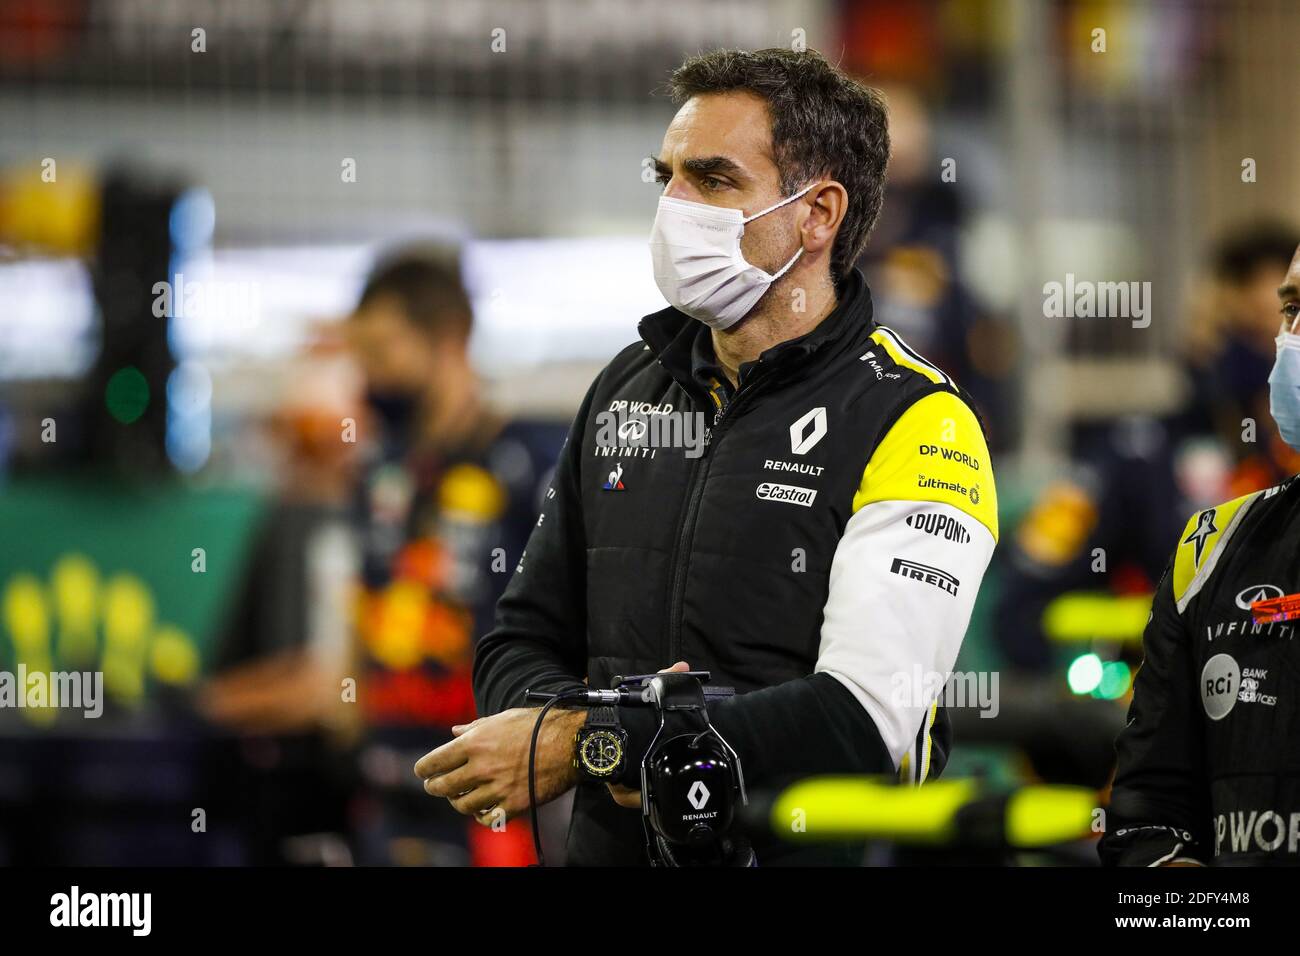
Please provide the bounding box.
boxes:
[617,419,648,440]
[1236,584,1284,611]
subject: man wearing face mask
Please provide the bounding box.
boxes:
[416,49,999,865]
[1100,245,1300,866]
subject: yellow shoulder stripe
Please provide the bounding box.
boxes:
[869,328,946,384]
[853,390,998,541]
[1172,491,1259,609]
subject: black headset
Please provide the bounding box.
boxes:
[632,672,754,867]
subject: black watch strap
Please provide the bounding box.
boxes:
[586,706,620,729]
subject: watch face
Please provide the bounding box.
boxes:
[578,729,624,777]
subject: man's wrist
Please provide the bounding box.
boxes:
[550,708,587,735]
[544,709,586,786]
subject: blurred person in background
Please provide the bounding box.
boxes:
[416,49,999,866]
[197,328,370,865]
[204,249,566,865]
[995,221,1300,675]
[856,84,1015,452]
[344,249,566,865]
[202,353,365,736]
[1186,221,1300,494]
[1100,241,1300,865]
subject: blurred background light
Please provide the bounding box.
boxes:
[104,366,149,425]
[1067,653,1103,696]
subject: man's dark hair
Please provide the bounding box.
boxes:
[668,48,890,282]
[1213,221,1300,284]
[356,249,473,340]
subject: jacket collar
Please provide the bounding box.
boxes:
[638,267,876,398]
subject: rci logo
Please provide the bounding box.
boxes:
[1,554,200,722]
[1201,653,1240,721]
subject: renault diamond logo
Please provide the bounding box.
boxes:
[687,780,710,810]
[790,407,828,455]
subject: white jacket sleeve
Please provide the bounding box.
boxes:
[814,388,999,779]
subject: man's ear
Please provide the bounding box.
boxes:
[801,180,848,258]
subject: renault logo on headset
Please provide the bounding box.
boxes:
[789,407,828,455]
[687,780,711,810]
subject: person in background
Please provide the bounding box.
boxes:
[1100,241,1300,865]
[344,249,567,866]
[855,85,1015,452]
[995,221,1300,674]
[1186,221,1300,493]
[196,331,369,866]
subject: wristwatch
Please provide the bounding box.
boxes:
[574,707,627,781]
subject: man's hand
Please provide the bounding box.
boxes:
[605,661,690,810]
[606,782,642,809]
[198,648,351,736]
[414,707,585,825]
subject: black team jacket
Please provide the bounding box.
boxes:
[473,269,999,865]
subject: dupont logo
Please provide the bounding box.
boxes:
[755,482,817,507]
[905,511,971,543]
[889,557,959,596]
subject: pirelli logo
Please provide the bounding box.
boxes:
[890,557,960,596]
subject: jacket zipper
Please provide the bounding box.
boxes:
[664,366,776,665]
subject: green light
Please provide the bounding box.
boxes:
[1096,660,1133,700]
[105,366,150,424]
[1067,653,1103,695]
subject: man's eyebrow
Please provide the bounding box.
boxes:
[1278,280,1300,300]
[648,154,749,180]
[682,155,747,179]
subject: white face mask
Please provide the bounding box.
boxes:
[1269,329,1300,451]
[649,183,816,331]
